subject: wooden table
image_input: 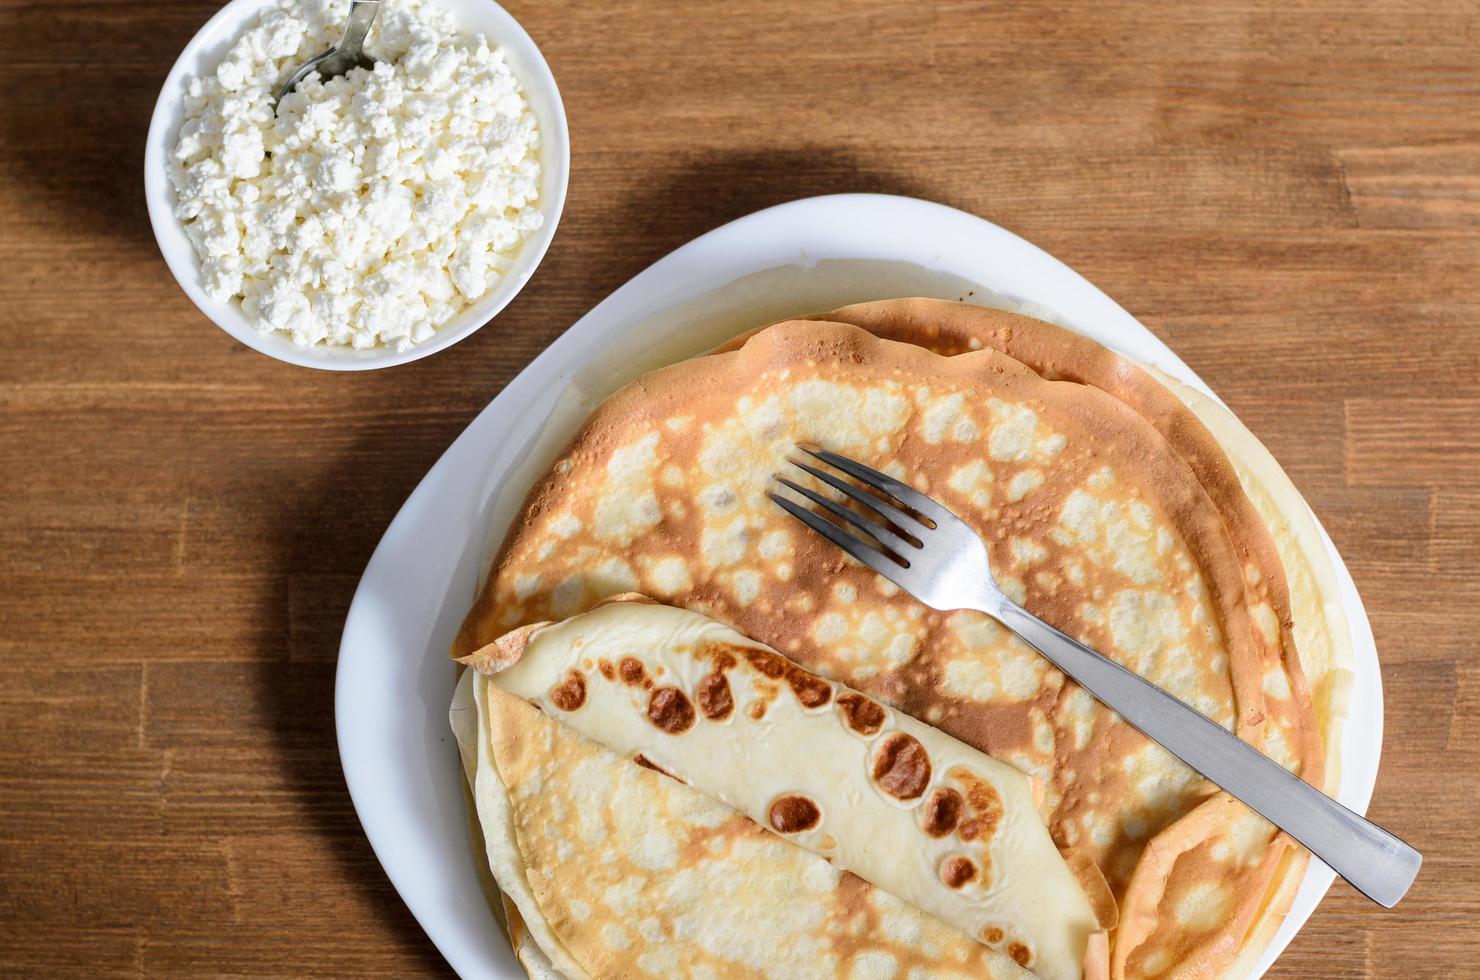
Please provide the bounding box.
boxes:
[3,0,1477,974]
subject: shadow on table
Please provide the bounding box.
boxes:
[621,145,942,245]
[255,426,460,976]
[0,1,208,248]
[536,145,949,329]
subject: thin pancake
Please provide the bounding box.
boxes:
[456,669,591,979]
[455,300,1348,978]
[451,669,1035,979]
[1134,365,1352,979]
[1143,363,1351,796]
[475,599,1110,980]
[457,319,1271,926]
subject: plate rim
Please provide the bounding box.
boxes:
[336,191,1383,978]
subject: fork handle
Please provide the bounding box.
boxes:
[994,601,1421,907]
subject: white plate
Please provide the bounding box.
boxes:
[144,0,569,371]
[337,193,1382,978]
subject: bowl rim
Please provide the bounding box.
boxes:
[143,0,570,372]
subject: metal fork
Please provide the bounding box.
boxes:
[770,445,1420,908]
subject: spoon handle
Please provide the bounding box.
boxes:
[338,0,382,60]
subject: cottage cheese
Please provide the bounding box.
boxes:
[169,0,543,351]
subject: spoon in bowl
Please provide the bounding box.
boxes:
[274,0,382,110]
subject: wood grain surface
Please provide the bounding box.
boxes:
[2,0,1478,975]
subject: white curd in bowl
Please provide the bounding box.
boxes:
[145,0,568,370]
[171,0,544,352]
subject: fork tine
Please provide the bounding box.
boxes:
[776,477,918,555]
[800,446,956,527]
[768,493,912,586]
[787,459,931,538]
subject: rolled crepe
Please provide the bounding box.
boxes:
[465,597,1109,980]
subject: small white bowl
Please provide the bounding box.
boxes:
[144,0,569,371]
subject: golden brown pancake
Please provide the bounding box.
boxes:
[452,664,1037,979]
[472,598,1111,980]
[454,300,1349,978]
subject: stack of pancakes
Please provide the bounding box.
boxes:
[451,299,1353,978]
